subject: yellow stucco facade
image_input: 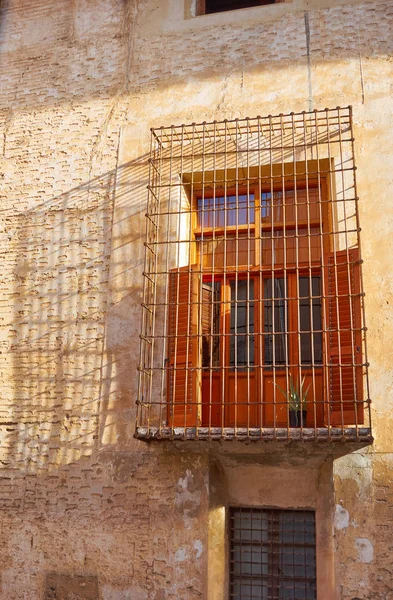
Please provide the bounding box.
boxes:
[0,0,392,597]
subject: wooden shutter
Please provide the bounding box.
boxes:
[167,266,200,427]
[324,248,364,426]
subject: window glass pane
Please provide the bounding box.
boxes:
[299,277,322,365]
[260,192,272,219]
[197,197,220,228]
[201,281,221,368]
[197,194,255,228]
[263,278,287,365]
[261,190,282,223]
[227,194,255,226]
[231,580,268,600]
[230,280,254,368]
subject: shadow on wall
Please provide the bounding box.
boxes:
[0,153,149,476]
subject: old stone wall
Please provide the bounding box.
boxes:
[0,0,392,597]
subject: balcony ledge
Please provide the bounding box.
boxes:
[135,426,372,444]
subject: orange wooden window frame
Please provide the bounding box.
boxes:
[166,175,363,428]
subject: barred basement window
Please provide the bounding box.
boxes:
[137,107,372,441]
[229,507,316,600]
[199,0,276,15]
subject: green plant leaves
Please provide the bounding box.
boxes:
[274,373,311,411]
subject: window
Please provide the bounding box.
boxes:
[199,0,276,15]
[229,507,316,600]
[174,178,336,428]
[137,108,371,440]
[166,179,362,430]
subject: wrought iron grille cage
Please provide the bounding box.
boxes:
[136,107,371,441]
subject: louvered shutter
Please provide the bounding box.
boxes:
[324,248,364,425]
[167,266,200,427]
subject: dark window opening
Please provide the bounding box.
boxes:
[230,279,255,368]
[204,0,276,15]
[263,276,323,367]
[264,278,287,366]
[230,507,317,600]
[202,281,221,368]
[299,277,322,366]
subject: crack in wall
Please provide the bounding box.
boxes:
[304,11,313,113]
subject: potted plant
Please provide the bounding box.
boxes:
[275,374,311,427]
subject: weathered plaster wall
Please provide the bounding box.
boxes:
[0,0,392,597]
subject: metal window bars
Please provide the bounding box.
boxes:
[136,106,372,442]
[229,507,316,600]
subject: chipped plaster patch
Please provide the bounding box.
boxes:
[334,452,372,475]
[175,470,201,528]
[193,539,203,559]
[334,452,373,502]
[175,547,188,562]
[177,470,192,492]
[355,538,374,563]
[335,504,350,530]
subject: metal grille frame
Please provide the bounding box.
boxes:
[229,507,317,600]
[136,106,372,443]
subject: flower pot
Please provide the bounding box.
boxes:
[289,410,307,427]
